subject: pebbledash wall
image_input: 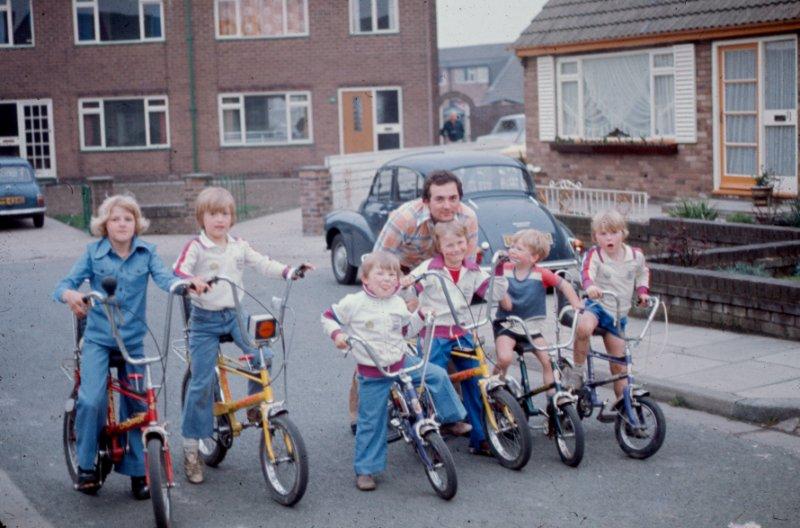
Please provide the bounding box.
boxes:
[523,43,714,199]
[1,1,439,183]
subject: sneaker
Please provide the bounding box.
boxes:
[469,441,493,457]
[441,421,472,437]
[561,365,585,390]
[76,467,100,495]
[130,476,150,500]
[183,448,204,484]
[356,474,376,491]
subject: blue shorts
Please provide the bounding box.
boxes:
[585,300,627,338]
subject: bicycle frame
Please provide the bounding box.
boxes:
[167,270,304,464]
[562,290,661,427]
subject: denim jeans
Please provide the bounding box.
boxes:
[76,340,146,477]
[421,333,486,449]
[354,356,465,476]
[181,306,271,439]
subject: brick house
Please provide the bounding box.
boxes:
[0,0,438,182]
[437,43,524,140]
[514,0,800,200]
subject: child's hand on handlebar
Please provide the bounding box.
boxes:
[399,274,415,289]
[291,262,315,280]
[188,276,210,294]
[333,332,349,350]
[586,285,602,299]
[63,290,89,317]
[637,293,651,307]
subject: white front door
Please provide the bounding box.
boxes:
[715,36,797,196]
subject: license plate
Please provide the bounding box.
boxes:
[0,196,24,206]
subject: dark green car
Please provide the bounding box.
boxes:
[324,151,580,284]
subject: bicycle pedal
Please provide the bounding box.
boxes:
[596,408,616,423]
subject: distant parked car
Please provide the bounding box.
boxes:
[477,113,525,145]
[324,151,580,284]
[0,157,46,228]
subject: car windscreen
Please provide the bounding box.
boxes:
[0,166,33,183]
[453,165,531,194]
[492,119,519,134]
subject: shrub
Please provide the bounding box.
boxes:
[726,212,754,224]
[668,200,719,221]
[720,262,770,277]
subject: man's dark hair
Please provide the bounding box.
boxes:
[422,170,463,201]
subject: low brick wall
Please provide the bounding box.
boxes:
[650,263,800,340]
[652,240,800,276]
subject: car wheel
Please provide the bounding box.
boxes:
[331,234,357,285]
[33,214,44,228]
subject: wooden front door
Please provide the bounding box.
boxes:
[341,90,374,154]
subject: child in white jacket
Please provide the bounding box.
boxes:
[322,251,466,492]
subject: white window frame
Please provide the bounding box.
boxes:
[78,96,170,151]
[556,46,677,141]
[337,85,404,154]
[218,90,314,147]
[0,98,56,178]
[73,0,165,45]
[456,66,489,84]
[712,33,799,194]
[0,0,34,47]
[349,0,399,35]
[213,0,309,40]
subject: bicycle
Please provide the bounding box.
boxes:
[173,267,309,506]
[62,277,175,528]
[413,253,533,470]
[499,305,586,467]
[345,310,458,500]
[558,290,666,459]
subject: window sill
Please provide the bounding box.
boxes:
[548,141,678,155]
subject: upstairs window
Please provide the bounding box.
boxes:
[453,66,489,84]
[350,0,397,34]
[216,0,308,39]
[0,0,33,47]
[74,0,164,44]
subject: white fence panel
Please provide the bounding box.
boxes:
[539,180,650,219]
[325,140,509,211]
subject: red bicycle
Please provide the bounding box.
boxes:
[62,277,176,528]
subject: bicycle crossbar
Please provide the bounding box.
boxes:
[449,367,483,383]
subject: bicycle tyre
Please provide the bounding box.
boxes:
[420,431,457,500]
[146,437,172,528]
[553,403,585,467]
[482,388,533,470]
[614,396,666,460]
[180,368,229,467]
[260,414,308,506]
[63,388,79,485]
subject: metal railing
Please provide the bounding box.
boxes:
[538,180,649,219]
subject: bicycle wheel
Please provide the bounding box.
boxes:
[482,388,532,470]
[259,414,308,506]
[180,369,229,467]
[614,396,666,459]
[420,431,457,500]
[552,404,585,467]
[146,437,172,528]
[63,388,79,484]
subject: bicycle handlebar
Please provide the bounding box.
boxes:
[499,305,580,353]
[591,290,661,342]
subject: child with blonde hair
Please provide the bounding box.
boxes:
[405,220,509,455]
[174,186,312,485]
[564,210,650,409]
[54,194,190,498]
[493,229,583,395]
[322,251,466,491]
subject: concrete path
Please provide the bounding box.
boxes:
[4,209,797,432]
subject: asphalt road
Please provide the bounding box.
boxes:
[1,248,799,528]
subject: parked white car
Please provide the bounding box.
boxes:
[477,113,525,144]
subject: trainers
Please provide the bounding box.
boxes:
[356,474,376,491]
[130,476,150,500]
[469,441,493,457]
[441,421,472,437]
[183,448,204,484]
[76,467,100,495]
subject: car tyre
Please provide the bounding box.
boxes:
[33,213,44,228]
[331,234,357,285]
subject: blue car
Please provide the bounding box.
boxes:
[324,151,580,284]
[0,157,46,228]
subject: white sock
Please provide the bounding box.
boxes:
[183,438,199,451]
